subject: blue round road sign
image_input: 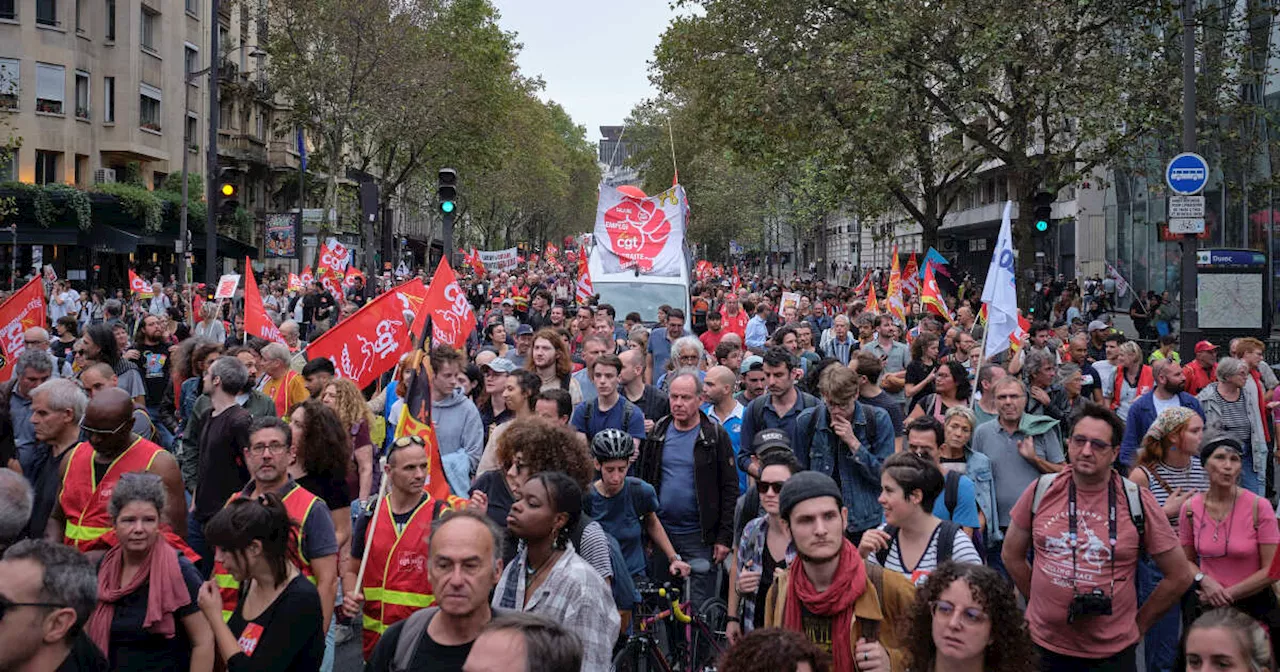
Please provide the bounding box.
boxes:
[1166,152,1209,195]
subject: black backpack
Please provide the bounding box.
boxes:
[942,471,961,518]
[875,519,963,568]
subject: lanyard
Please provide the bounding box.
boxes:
[1067,476,1118,597]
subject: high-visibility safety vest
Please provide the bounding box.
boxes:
[60,437,163,552]
[211,482,321,622]
[360,495,448,659]
[269,370,301,418]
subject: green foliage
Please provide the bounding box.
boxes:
[122,161,144,187]
[95,182,162,232]
[160,171,203,196]
[43,184,92,230]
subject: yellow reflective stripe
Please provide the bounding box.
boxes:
[214,574,240,589]
[64,523,110,541]
[307,574,317,584]
[363,614,386,634]
[221,610,233,623]
[363,588,433,608]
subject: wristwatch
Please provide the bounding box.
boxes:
[1193,572,1205,588]
[669,554,683,563]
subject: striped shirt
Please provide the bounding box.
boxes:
[1136,459,1209,532]
[828,337,856,366]
[870,523,984,587]
[1211,388,1253,442]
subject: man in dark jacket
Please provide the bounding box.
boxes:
[638,369,737,608]
[1119,358,1204,468]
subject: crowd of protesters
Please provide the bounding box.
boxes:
[0,258,1278,672]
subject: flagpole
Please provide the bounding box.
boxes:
[352,456,390,593]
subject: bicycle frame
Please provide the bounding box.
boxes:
[630,585,725,671]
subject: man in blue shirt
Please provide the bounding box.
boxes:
[738,348,822,479]
[571,353,646,446]
[744,303,771,351]
[647,309,687,384]
[701,365,746,493]
[904,416,981,533]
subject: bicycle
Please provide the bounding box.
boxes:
[613,581,729,672]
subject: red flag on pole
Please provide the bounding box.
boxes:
[422,258,476,350]
[300,266,314,286]
[902,252,920,297]
[0,277,47,380]
[921,262,952,323]
[305,280,430,388]
[866,282,879,314]
[244,258,285,344]
[128,269,153,298]
[575,247,594,304]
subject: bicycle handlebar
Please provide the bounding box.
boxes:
[658,587,692,624]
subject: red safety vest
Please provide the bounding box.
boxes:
[60,437,163,552]
[270,370,300,418]
[211,482,320,621]
[359,495,448,659]
[1111,364,1155,411]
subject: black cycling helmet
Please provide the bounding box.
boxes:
[591,428,635,462]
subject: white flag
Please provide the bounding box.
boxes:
[1106,263,1130,298]
[981,202,1020,359]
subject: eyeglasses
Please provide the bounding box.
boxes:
[930,600,988,627]
[759,480,786,495]
[0,596,68,622]
[1068,435,1113,452]
[247,441,289,455]
[80,418,132,436]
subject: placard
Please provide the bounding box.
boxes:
[215,274,241,299]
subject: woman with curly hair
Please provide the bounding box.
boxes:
[905,561,1036,672]
[320,378,376,504]
[287,400,353,555]
[719,628,830,672]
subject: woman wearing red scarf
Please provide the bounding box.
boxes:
[764,472,916,672]
[86,473,212,671]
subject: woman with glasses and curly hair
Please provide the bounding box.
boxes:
[320,378,376,505]
[494,471,619,672]
[905,561,1037,672]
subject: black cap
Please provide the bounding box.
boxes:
[751,428,792,455]
[779,471,844,521]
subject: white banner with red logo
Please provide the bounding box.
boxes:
[593,184,687,276]
[476,248,518,272]
[215,274,241,300]
[306,279,430,388]
[424,259,476,349]
[0,277,47,380]
[243,259,285,344]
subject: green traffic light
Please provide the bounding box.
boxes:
[441,200,456,214]
[1036,220,1049,232]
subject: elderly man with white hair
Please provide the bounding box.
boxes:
[21,327,73,378]
[820,314,857,366]
[258,342,309,417]
[23,378,86,541]
[0,469,32,553]
[656,335,707,391]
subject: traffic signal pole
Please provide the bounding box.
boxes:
[1178,0,1200,360]
[205,0,221,291]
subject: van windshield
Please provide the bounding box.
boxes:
[593,282,688,324]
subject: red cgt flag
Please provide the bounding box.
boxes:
[423,258,476,350]
[128,269,153,298]
[243,258,285,344]
[300,266,314,286]
[0,277,47,380]
[305,279,430,388]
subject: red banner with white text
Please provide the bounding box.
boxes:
[305,279,430,388]
[243,258,285,344]
[423,259,476,350]
[0,278,48,380]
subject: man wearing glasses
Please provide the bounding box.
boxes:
[210,416,338,629]
[0,540,106,671]
[48,387,185,556]
[21,328,73,378]
[1001,403,1192,671]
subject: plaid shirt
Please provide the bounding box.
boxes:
[495,543,621,671]
[734,514,796,633]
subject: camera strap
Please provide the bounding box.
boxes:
[1068,475,1118,597]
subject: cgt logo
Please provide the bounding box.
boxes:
[603,197,671,270]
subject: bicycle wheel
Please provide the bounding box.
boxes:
[692,597,730,669]
[613,638,662,672]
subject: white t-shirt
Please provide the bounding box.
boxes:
[1151,392,1181,418]
[870,522,983,587]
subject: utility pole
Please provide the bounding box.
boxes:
[1178,0,1200,360]
[205,0,221,292]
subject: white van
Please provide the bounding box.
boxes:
[587,244,691,325]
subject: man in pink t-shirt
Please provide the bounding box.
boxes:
[1002,403,1193,670]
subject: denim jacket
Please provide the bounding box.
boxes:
[794,401,896,533]
[960,448,999,545]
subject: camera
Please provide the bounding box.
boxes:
[1068,588,1112,623]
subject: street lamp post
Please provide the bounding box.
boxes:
[205,0,221,292]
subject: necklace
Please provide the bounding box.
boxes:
[524,548,558,579]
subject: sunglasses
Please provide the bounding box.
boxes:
[759,480,786,495]
[80,418,132,436]
[392,435,425,449]
[0,596,68,621]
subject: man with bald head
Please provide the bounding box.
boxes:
[701,365,746,493]
[78,362,156,441]
[48,387,186,554]
[619,347,670,434]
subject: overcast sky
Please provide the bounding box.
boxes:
[490,0,684,144]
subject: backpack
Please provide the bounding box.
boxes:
[1029,472,1145,538]
[794,400,879,454]
[749,391,819,437]
[942,471,961,518]
[875,519,963,568]
[583,398,639,440]
[568,517,637,611]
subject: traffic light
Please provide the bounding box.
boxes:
[437,168,457,214]
[216,167,240,219]
[1032,191,1054,235]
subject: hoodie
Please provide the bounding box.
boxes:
[432,390,485,475]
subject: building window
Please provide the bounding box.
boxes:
[255,111,264,139]
[141,6,158,52]
[152,171,166,190]
[36,0,56,26]
[0,58,17,110]
[139,83,161,130]
[103,76,115,122]
[75,71,89,119]
[74,154,88,185]
[35,63,65,115]
[0,148,15,181]
[185,114,198,151]
[35,150,60,184]
[185,0,197,15]
[185,44,199,76]
[0,0,15,21]
[75,0,83,32]
[105,0,115,40]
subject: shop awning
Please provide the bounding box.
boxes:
[83,225,141,254]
